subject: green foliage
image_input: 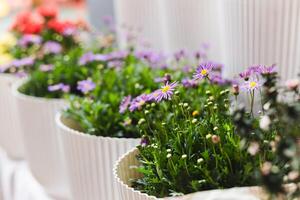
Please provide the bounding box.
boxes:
[131,81,267,197]
[63,53,167,137]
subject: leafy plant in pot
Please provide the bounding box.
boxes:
[55,48,184,200]
[114,64,280,199]
[9,9,93,198]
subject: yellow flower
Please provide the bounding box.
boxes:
[0,33,17,50]
[0,53,13,65]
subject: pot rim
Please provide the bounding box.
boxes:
[55,112,141,142]
[11,78,66,104]
[113,147,159,200]
[113,148,264,200]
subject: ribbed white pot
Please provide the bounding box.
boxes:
[12,79,70,199]
[0,74,24,159]
[56,113,140,200]
[160,0,222,61]
[114,148,264,200]
[114,0,165,51]
[220,0,300,80]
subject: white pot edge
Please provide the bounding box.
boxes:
[11,78,66,104]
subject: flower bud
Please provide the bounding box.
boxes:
[181,154,187,159]
[285,79,299,90]
[211,135,220,144]
[167,153,172,158]
[232,84,239,95]
[206,134,212,139]
[166,149,171,153]
[192,110,199,117]
[197,158,204,164]
[138,118,146,125]
[192,119,198,124]
[183,103,189,107]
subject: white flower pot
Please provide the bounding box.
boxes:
[160,0,223,61]
[0,74,24,159]
[114,148,265,200]
[220,0,300,80]
[12,79,70,199]
[56,113,140,200]
[114,0,165,51]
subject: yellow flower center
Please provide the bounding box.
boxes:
[162,85,171,93]
[138,100,145,107]
[249,81,257,88]
[201,69,208,76]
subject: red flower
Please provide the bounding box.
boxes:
[47,19,75,34]
[11,11,43,34]
[37,5,58,19]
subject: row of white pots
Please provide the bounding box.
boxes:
[0,75,269,199]
[0,76,140,199]
[113,0,300,80]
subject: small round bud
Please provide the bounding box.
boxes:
[166,149,172,153]
[232,84,240,95]
[183,103,189,107]
[181,154,187,159]
[192,110,199,117]
[206,134,212,139]
[144,110,150,114]
[161,122,166,126]
[167,153,172,158]
[205,90,211,95]
[138,118,146,125]
[174,91,180,95]
[211,135,220,144]
[197,158,204,164]
[151,103,156,107]
[192,119,198,124]
[213,127,218,131]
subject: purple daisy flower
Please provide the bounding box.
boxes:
[210,74,227,85]
[40,64,54,72]
[260,65,277,75]
[193,63,214,80]
[18,34,42,48]
[12,57,35,68]
[79,52,95,65]
[241,78,262,91]
[152,81,178,102]
[182,78,198,88]
[43,41,62,54]
[48,83,70,93]
[119,95,132,113]
[174,49,187,61]
[239,69,252,80]
[77,79,96,94]
[129,94,149,112]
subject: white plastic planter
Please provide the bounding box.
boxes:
[0,74,24,159]
[220,0,300,80]
[160,0,223,61]
[56,113,140,200]
[12,79,70,199]
[114,148,264,200]
[114,0,165,51]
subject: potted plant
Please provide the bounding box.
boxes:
[10,6,93,198]
[55,48,179,200]
[114,64,278,199]
[220,0,300,80]
[0,12,43,159]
